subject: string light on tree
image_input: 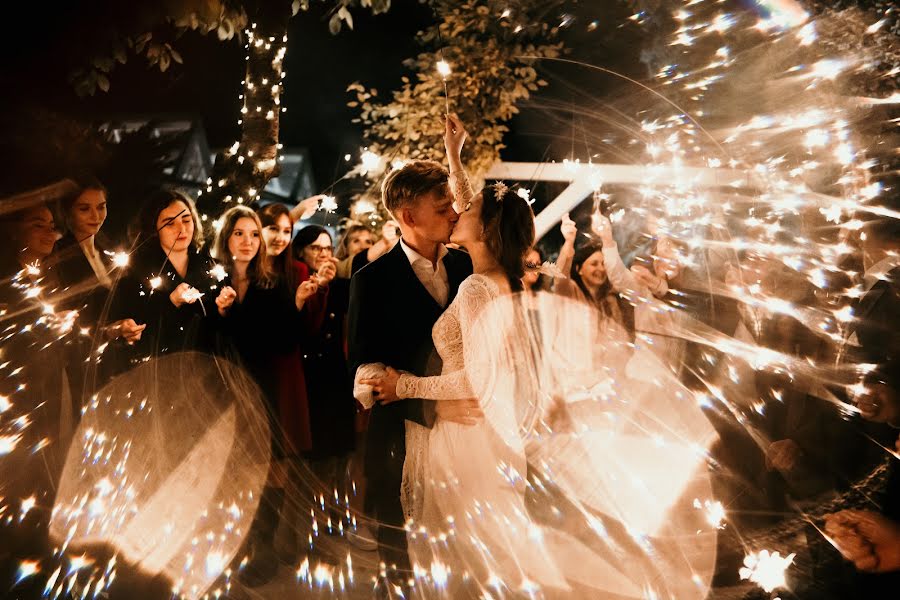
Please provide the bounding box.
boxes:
[202,13,289,220]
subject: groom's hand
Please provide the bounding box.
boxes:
[436,398,483,426]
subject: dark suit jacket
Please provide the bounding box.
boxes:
[347,242,472,477]
[51,232,113,326]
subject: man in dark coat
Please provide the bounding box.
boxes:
[347,158,475,587]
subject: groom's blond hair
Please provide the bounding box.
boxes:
[381,160,449,219]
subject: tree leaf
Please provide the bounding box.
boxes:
[328,13,342,35]
[338,6,353,30]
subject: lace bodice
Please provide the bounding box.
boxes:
[396,274,499,401]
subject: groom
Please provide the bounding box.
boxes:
[347,157,477,580]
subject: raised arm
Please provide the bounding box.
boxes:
[553,212,579,297]
[593,213,670,300]
[366,220,399,263]
[445,113,475,210]
[592,213,646,297]
[288,194,327,223]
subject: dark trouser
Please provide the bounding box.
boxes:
[367,463,410,575]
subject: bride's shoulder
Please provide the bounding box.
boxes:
[459,273,500,296]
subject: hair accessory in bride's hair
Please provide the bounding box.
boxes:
[537,261,566,279]
[491,181,509,202]
[524,259,565,279]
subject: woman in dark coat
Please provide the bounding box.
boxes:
[51,177,114,322]
[0,200,80,591]
[293,225,356,463]
[110,188,226,364]
[213,205,319,585]
[256,202,325,457]
[50,177,145,405]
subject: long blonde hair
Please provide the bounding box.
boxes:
[213,205,276,289]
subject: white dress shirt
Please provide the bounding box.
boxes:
[400,238,449,307]
[79,236,112,288]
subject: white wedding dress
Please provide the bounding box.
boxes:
[398,274,573,593]
[395,275,719,598]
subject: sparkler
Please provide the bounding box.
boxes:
[319,195,339,213]
[739,549,796,593]
[436,59,452,115]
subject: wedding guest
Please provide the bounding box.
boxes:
[336,223,375,261]
[51,177,128,406]
[292,225,357,547]
[256,202,318,456]
[258,202,300,290]
[335,220,400,279]
[0,198,80,583]
[110,188,226,362]
[554,212,633,335]
[53,175,112,285]
[213,205,318,586]
[820,213,900,595]
[591,213,686,370]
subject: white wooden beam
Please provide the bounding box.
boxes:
[483,161,765,239]
[484,161,761,188]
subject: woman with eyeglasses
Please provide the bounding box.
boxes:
[283,225,356,559]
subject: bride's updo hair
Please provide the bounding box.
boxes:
[480,183,535,293]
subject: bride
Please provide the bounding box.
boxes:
[362,117,717,598]
[362,167,579,588]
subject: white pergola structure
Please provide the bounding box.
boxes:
[483,161,766,239]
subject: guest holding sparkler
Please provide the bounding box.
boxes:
[256,202,321,456]
[822,213,900,593]
[51,176,145,405]
[0,192,82,591]
[52,176,113,317]
[289,225,357,553]
[522,246,547,292]
[335,220,399,279]
[110,188,226,361]
[554,211,633,335]
[213,205,319,586]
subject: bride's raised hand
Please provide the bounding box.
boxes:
[360,366,401,403]
[444,113,467,161]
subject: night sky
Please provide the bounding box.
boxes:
[0,0,647,199]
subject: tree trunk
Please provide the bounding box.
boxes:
[199,0,292,220]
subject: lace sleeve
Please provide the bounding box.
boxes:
[397,369,471,400]
[395,275,495,401]
[449,168,475,209]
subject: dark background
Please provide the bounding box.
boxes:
[0,0,649,194]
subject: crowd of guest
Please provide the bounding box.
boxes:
[0,159,898,597]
